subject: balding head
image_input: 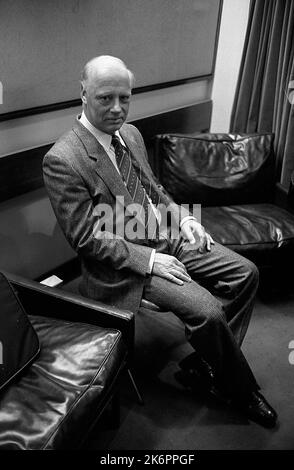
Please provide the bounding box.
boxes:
[80,55,133,134]
[81,55,135,91]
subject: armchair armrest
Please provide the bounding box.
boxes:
[3,270,134,356]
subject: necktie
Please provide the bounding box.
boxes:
[111,135,159,239]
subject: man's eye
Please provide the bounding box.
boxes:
[99,96,111,103]
[120,96,130,103]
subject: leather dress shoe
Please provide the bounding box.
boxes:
[233,391,278,428]
[175,353,229,404]
[179,352,215,383]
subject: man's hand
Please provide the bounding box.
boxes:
[181,219,214,253]
[152,253,191,286]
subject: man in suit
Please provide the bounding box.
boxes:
[43,55,277,428]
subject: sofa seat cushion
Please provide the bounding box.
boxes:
[201,203,294,261]
[0,316,127,450]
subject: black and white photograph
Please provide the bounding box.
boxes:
[0,0,293,460]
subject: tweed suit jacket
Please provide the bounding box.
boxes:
[43,118,189,313]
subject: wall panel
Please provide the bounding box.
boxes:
[0,0,221,116]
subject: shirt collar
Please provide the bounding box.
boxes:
[79,111,122,151]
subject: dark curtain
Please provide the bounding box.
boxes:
[230,0,294,188]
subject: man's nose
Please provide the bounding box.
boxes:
[111,98,122,113]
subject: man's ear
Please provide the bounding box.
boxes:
[80,83,87,105]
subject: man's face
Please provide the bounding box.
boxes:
[81,69,132,135]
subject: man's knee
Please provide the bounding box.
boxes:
[195,295,226,327]
[240,257,259,287]
[231,250,259,286]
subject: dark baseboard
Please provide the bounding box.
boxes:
[134,100,212,147]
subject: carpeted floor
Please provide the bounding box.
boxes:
[83,285,294,451]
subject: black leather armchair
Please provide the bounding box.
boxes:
[0,271,134,450]
[153,132,294,276]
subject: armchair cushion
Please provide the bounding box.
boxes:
[155,133,275,206]
[0,315,127,450]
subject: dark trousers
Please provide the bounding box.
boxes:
[143,236,260,397]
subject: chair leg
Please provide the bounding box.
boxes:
[110,391,121,428]
[127,368,144,405]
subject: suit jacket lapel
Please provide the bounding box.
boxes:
[72,119,144,224]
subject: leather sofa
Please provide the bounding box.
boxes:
[0,271,134,450]
[153,132,294,274]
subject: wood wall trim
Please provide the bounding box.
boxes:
[0,101,212,203]
[0,75,212,123]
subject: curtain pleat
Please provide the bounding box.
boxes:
[230,0,294,188]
